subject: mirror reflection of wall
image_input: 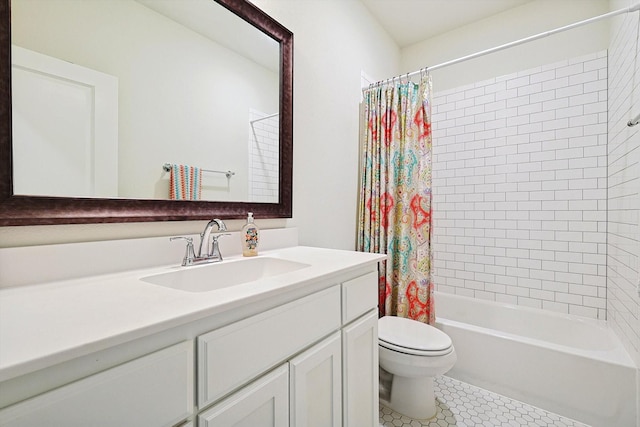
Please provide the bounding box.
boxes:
[11,0,279,202]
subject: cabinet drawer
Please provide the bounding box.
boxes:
[341,271,378,324]
[0,341,194,427]
[198,285,341,407]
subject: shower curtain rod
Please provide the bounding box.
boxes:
[249,112,279,124]
[369,2,640,87]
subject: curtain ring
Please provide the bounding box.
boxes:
[420,67,429,81]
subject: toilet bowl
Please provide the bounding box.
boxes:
[378,315,456,420]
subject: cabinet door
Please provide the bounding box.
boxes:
[198,364,289,427]
[289,332,342,427]
[0,341,194,427]
[342,310,378,427]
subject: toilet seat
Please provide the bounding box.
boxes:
[378,316,453,357]
[379,339,453,356]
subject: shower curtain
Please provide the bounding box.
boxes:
[357,73,435,325]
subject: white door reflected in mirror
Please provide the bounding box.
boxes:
[12,46,118,198]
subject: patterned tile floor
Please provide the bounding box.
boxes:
[379,375,590,427]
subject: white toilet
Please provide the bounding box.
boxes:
[378,315,457,420]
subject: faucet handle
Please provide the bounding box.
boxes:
[208,233,231,260]
[170,236,196,266]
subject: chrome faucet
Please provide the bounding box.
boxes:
[199,218,227,259]
[170,219,229,266]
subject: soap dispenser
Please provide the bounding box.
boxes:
[241,212,259,257]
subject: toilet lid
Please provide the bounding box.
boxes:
[378,316,452,353]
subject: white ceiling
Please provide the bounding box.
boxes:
[136,0,279,71]
[360,0,534,48]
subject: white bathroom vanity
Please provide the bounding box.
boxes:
[0,230,385,426]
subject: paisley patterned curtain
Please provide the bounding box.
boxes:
[357,73,434,325]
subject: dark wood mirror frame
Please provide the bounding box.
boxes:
[0,0,293,226]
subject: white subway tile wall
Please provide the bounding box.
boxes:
[432,51,608,319]
[607,9,640,367]
[249,109,279,203]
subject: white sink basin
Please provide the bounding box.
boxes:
[141,257,310,292]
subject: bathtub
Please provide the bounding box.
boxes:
[434,291,637,427]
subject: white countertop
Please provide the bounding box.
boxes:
[0,246,385,382]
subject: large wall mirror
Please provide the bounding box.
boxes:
[0,0,293,225]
